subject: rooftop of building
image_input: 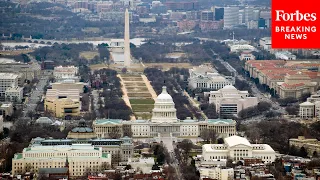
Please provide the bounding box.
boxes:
[22,144,102,153]
[71,119,93,133]
[0,103,13,108]
[35,117,53,124]
[46,89,80,100]
[51,80,84,84]
[300,101,315,106]
[0,58,21,64]
[94,119,123,125]
[207,119,235,124]
[0,73,18,79]
[31,137,125,144]
[54,66,78,72]
[203,136,275,152]
[225,135,251,147]
[5,87,23,92]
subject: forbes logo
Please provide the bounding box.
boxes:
[275,10,317,21]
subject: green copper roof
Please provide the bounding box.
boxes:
[14,153,23,159]
[207,119,234,124]
[94,119,122,125]
[102,153,109,158]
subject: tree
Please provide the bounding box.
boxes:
[124,164,132,170]
[180,163,200,180]
[121,68,127,74]
[99,162,111,172]
[108,127,121,139]
[217,138,224,144]
[179,139,193,155]
[123,126,133,137]
[299,92,311,102]
[285,105,299,115]
[278,97,298,106]
[312,151,318,158]
[163,165,177,180]
[151,144,167,165]
[299,147,308,158]
[27,110,36,120]
[307,159,320,169]
[257,101,271,112]
[200,103,218,119]
[200,129,217,143]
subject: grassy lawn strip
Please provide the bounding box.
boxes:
[130,99,155,105]
[131,104,154,112]
[128,93,152,98]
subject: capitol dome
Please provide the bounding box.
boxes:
[151,86,178,123]
[156,86,173,102]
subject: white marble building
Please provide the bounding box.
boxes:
[53,66,79,82]
[202,136,276,164]
[93,86,237,138]
[5,87,24,103]
[12,144,111,176]
[205,85,258,117]
[299,91,320,120]
[188,66,234,90]
[199,166,234,180]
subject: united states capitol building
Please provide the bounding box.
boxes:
[93,86,237,138]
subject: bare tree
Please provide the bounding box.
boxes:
[108,127,121,139]
[163,165,177,180]
[200,129,217,143]
[99,162,111,172]
[27,110,36,120]
[178,139,194,162]
[123,125,133,137]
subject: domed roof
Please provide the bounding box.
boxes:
[222,85,237,90]
[35,117,53,124]
[300,101,314,106]
[71,127,93,133]
[156,86,173,101]
[71,119,93,133]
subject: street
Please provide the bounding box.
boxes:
[213,50,286,123]
[91,89,103,118]
[23,70,50,118]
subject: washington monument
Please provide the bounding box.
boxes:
[124,8,131,67]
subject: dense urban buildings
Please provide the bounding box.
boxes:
[4,87,24,103]
[223,6,239,29]
[245,60,320,98]
[0,73,19,101]
[199,166,234,180]
[0,58,41,84]
[0,103,13,118]
[3,0,320,179]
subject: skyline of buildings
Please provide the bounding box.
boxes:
[1,0,320,179]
